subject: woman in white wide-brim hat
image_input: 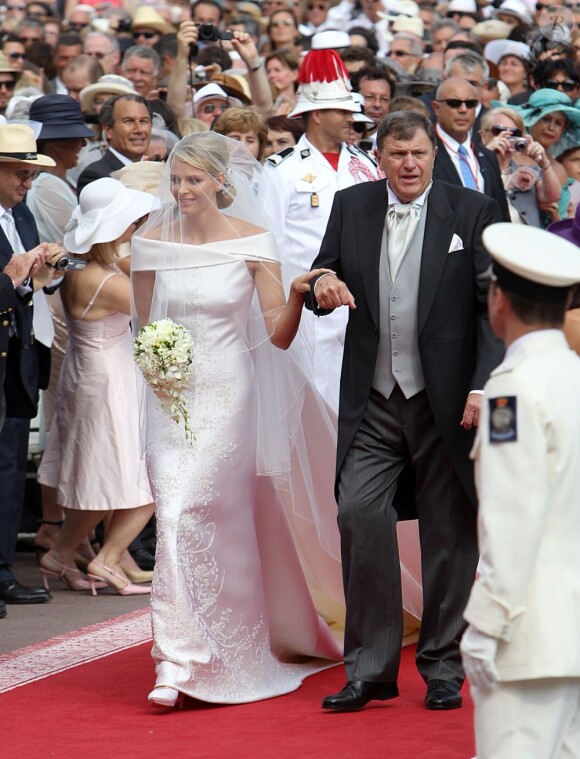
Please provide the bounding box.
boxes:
[37,177,160,596]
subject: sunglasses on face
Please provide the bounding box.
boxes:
[6,51,26,60]
[0,79,15,90]
[545,78,578,92]
[67,22,88,31]
[352,122,369,134]
[133,30,158,39]
[19,36,41,44]
[15,169,40,182]
[489,124,523,137]
[200,102,229,114]
[535,2,552,8]
[436,98,478,109]
[389,49,414,57]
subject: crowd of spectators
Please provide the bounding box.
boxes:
[1,0,580,617]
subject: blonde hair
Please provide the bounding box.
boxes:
[481,106,525,134]
[88,241,118,267]
[177,117,209,136]
[171,131,235,208]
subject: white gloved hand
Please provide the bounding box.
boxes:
[460,625,500,690]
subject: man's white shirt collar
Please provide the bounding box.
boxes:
[108,146,134,166]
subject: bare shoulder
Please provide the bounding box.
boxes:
[229,217,268,238]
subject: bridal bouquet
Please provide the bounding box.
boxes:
[133,318,194,443]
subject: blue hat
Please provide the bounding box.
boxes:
[29,95,94,141]
[492,89,580,156]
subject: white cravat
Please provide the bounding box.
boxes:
[386,202,421,282]
[1,208,54,347]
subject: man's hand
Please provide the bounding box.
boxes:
[228,31,260,68]
[460,391,482,429]
[314,273,356,310]
[4,244,50,288]
[32,243,67,289]
[176,21,199,59]
[460,625,499,690]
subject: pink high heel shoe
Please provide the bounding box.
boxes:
[86,560,152,596]
[39,554,103,592]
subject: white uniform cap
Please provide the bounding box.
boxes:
[311,30,351,50]
[483,223,580,300]
[446,0,478,14]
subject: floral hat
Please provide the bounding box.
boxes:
[492,89,580,156]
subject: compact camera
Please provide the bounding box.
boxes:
[197,23,233,42]
[508,136,528,152]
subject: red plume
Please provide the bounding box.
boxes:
[297,49,351,85]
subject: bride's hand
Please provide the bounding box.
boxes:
[290,268,336,294]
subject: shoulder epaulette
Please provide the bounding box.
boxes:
[265,146,295,166]
[347,143,377,166]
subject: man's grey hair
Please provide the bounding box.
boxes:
[122,45,161,76]
[15,16,44,32]
[84,31,120,53]
[430,18,461,37]
[445,51,489,81]
[376,110,436,151]
[392,33,423,57]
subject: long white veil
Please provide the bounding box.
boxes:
[130,132,349,627]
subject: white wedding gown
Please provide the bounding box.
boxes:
[134,233,345,704]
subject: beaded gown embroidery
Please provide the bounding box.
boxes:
[142,237,342,704]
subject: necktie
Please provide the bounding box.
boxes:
[386,203,420,282]
[3,210,54,347]
[457,145,478,191]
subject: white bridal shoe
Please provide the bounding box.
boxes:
[147,686,183,708]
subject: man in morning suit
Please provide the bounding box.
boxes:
[0,246,50,619]
[76,93,152,195]
[0,124,64,608]
[433,78,510,222]
[308,111,504,711]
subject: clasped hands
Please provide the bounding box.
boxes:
[310,271,356,310]
[460,625,499,690]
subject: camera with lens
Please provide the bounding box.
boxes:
[508,136,528,152]
[117,18,132,33]
[197,23,233,42]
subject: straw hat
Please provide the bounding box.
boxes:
[29,95,95,141]
[131,7,175,35]
[0,51,22,83]
[192,75,251,105]
[492,0,533,26]
[0,124,55,167]
[289,49,358,118]
[392,16,424,37]
[472,19,512,44]
[64,177,160,254]
[111,161,165,196]
[79,74,136,113]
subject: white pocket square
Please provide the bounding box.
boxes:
[448,234,464,253]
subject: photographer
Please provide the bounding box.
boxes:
[479,106,561,227]
[167,21,272,121]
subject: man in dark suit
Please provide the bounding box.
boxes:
[0,124,65,607]
[433,77,510,221]
[308,111,504,711]
[76,93,152,195]
[0,246,49,619]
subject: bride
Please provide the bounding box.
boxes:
[131,132,347,708]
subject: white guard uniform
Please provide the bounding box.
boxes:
[465,329,580,759]
[262,133,380,413]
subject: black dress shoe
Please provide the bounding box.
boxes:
[424,679,462,710]
[322,680,399,711]
[0,599,6,618]
[130,547,155,571]
[0,579,51,604]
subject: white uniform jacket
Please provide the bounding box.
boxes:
[464,329,580,682]
[261,134,380,412]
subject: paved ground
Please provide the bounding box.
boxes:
[0,547,151,655]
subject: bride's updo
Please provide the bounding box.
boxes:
[171,131,236,209]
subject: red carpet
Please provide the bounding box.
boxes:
[2,643,475,759]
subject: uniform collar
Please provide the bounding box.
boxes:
[492,329,568,375]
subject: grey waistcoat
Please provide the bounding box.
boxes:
[372,202,429,400]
